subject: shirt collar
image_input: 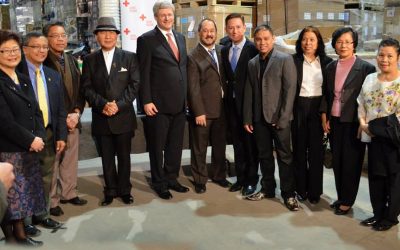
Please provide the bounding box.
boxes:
[303,54,320,64]
[200,43,216,52]
[102,47,115,57]
[157,26,173,36]
[26,59,43,72]
[232,37,246,50]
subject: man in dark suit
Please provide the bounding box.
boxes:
[81,17,140,206]
[43,21,87,217]
[137,1,189,200]
[187,18,230,194]
[21,32,67,231]
[243,24,299,211]
[221,13,259,196]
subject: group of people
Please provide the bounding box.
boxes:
[1,0,400,246]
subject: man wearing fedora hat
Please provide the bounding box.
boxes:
[81,16,140,206]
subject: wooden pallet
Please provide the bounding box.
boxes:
[174,0,256,9]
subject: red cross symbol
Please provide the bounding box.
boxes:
[140,14,146,21]
[123,0,129,7]
[124,28,130,35]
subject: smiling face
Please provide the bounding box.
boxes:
[254,29,275,57]
[23,36,49,67]
[301,31,318,57]
[0,39,21,71]
[334,32,355,59]
[199,20,217,48]
[47,25,68,55]
[96,30,118,51]
[225,17,246,44]
[377,45,399,74]
[155,8,174,31]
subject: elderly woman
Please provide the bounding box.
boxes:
[321,27,376,215]
[0,30,46,246]
[358,38,400,231]
[292,26,333,204]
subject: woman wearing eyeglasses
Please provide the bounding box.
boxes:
[321,27,375,215]
[0,30,46,246]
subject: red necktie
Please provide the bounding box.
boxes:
[166,33,180,61]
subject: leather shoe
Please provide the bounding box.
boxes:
[212,179,231,188]
[308,197,320,204]
[296,193,307,202]
[39,218,62,229]
[169,182,189,193]
[242,185,257,197]
[194,183,206,194]
[228,182,242,192]
[329,200,341,209]
[156,189,173,200]
[372,222,394,231]
[121,194,134,204]
[360,217,377,227]
[60,196,88,206]
[101,196,113,206]
[24,224,41,238]
[50,206,64,216]
[334,206,351,215]
[16,237,43,247]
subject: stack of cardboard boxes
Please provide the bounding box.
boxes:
[384,0,400,41]
[0,4,10,29]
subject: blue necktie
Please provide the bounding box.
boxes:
[230,46,238,72]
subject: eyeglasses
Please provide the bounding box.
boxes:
[0,48,21,56]
[25,45,50,51]
[336,41,354,46]
[48,34,68,39]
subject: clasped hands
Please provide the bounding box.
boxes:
[103,101,119,117]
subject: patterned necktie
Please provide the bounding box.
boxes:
[36,68,49,127]
[208,49,217,66]
[230,46,239,72]
[166,33,180,61]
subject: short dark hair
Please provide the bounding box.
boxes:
[23,32,45,46]
[378,38,400,55]
[295,26,326,57]
[225,13,244,26]
[0,30,21,48]
[198,18,217,32]
[43,21,65,37]
[331,27,358,53]
[253,24,274,37]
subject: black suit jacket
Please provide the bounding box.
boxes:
[221,39,258,116]
[0,69,46,152]
[187,44,226,119]
[81,48,139,135]
[321,57,376,122]
[137,27,188,115]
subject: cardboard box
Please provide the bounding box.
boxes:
[345,8,384,42]
[175,5,256,51]
[383,6,400,41]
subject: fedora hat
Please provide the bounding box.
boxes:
[93,17,120,34]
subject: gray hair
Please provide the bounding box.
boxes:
[153,1,175,17]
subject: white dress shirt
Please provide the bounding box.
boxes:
[299,55,323,97]
[102,47,115,75]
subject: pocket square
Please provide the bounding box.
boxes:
[119,67,128,72]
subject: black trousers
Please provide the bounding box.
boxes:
[368,138,400,224]
[145,112,186,191]
[330,118,365,206]
[189,110,227,185]
[95,132,133,197]
[292,97,324,199]
[226,102,258,186]
[253,120,295,199]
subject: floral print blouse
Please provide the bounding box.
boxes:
[357,72,400,123]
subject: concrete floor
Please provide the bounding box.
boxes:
[1,147,400,250]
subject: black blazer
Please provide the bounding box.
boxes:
[221,39,258,116]
[321,57,376,123]
[137,27,188,115]
[81,48,140,135]
[0,70,45,152]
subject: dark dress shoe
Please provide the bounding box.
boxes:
[169,182,189,193]
[156,190,173,200]
[360,217,377,227]
[242,185,257,197]
[50,206,64,216]
[329,200,341,209]
[121,194,134,204]
[212,179,231,188]
[60,196,88,206]
[372,222,394,231]
[308,197,320,204]
[40,218,62,229]
[228,182,242,192]
[16,237,43,247]
[194,184,206,194]
[101,196,114,206]
[334,207,351,215]
[24,224,41,237]
[296,193,307,202]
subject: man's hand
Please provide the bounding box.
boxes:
[0,162,14,191]
[66,112,79,131]
[102,101,119,117]
[195,115,207,127]
[30,137,45,152]
[144,103,158,116]
[56,140,66,153]
[244,124,253,133]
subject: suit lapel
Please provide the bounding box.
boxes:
[343,57,361,89]
[109,48,120,79]
[0,74,30,102]
[43,66,54,112]
[263,49,276,78]
[197,44,219,74]
[155,27,178,62]
[94,50,109,80]
[173,30,184,63]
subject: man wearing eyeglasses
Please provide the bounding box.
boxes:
[19,32,67,233]
[42,21,87,218]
